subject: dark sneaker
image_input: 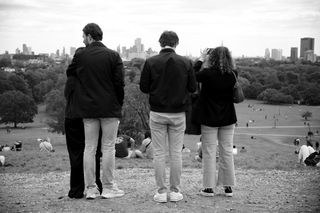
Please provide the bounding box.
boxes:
[199,188,214,197]
[224,186,233,197]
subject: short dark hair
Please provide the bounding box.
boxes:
[158,31,179,48]
[83,23,103,41]
[145,130,151,139]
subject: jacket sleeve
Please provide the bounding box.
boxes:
[112,53,125,106]
[66,47,83,77]
[194,60,207,82]
[64,48,83,99]
[187,60,197,93]
[139,60,150,93]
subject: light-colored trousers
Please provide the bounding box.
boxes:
[83,118,119,189]
[149,111,186,193]
[201,124,236,188]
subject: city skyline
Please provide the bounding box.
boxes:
[0,0,320,57]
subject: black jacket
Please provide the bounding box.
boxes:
[140,48,196,113]
[193,60,237,127]
[64,42,124,118]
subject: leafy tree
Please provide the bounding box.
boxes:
[120,83,149,139]
[301,86,320,105]
[243,82,264,99]
[7,73,31,96]
[0,57,12,67]
[257,88,293,104]
[45,89,66,134]
[301,111,312,121]
[0,90,37,127]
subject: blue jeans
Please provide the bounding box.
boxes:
[201,124,236,188]
[149,111,186,193]
[83,118,119,189]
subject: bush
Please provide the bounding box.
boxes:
[257,88,293,104]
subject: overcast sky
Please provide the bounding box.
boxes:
[0,0,319,57]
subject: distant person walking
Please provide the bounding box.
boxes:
[67,23,125,199]
[193,46,237,197]
[140,31,197,203]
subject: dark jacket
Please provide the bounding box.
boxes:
[193,60,237,127]
[140,48,196,113]
[64,42,124,118]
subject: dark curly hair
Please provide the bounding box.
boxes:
[208,46,233,74]
[82,23,103,41]
[158,31,179,48]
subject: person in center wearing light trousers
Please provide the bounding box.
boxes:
[193,46,237,197]
[140,31,196,203]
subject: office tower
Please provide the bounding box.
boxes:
[70,47,76,56]
[56,49,60,57]
[271,49,282,61]
[290,47,298,61]
[135,38,142,52]
[15,48,21,54]
[62,47,65,57]
[300,37,314,58]
[117,45,121,54]
[22,44,28,54]
[265,48,270,60]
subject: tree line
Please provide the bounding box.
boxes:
[0,58,319,137]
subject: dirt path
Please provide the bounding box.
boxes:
[1,168,320,213]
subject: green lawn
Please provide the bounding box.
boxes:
[0,100,319,173]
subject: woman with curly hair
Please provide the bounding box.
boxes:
[193,46,237,197]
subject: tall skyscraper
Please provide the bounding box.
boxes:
[22,44,28,54]
[290,47,298,61]
[271,49,282,61]
[300,37,314,58]
[264,48,270,60]
[135,38,142,52]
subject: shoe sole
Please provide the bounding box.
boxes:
[101,194,124,199]
[225,193,233,197]
[154,198,167,203]
[199,192,214,197]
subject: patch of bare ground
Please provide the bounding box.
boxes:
[1,168,320,213]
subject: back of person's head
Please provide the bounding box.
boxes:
[208,46,233,74]
[145,130,151,139]
[306,138,313,147]
[159,31,179,48]
[83,23,103,41]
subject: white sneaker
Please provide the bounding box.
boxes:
[101,186,124,199]
[153,192,167,203]
[86,187,100,199]
[169,191,183,202]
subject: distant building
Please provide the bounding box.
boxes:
[271,49,282,61]
[304,50,316,62]
[22,44,29,55]
[121,38,157,60]
[15,48,21,54]
[264,48,270,60]
[290,47,298,61]
[300,37,314,58]
[70,47,76,57]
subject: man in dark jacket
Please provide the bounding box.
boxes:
[66,23,125,200]
[65,48,103,199]
[140,31,196,203]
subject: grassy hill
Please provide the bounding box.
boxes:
[0,100,319,173]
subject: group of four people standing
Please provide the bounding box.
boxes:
[64,23,237,202]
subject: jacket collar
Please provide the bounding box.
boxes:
[88,41,106,48]
[160,48,175,54]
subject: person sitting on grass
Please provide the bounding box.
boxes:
[39,137,55,152]
[296,136,315,165]
[115,135,136,158]
[135,131,153,159]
